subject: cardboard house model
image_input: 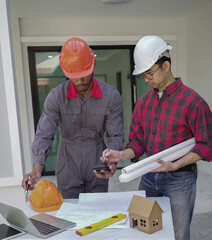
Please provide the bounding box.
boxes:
[127,195,163,234]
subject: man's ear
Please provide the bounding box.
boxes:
[94,59,96,69]
[162,61,170,73]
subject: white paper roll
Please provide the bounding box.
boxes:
[122,138,195,174]
[119,138,196,183]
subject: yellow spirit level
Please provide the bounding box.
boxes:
[76,213,127,236]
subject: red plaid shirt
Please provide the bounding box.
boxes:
[126,78,212,162]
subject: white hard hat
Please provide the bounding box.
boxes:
[133,35,172,75]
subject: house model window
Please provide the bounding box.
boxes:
[127,195,163,234]
[153,218,159,227]
[140,218,146,227]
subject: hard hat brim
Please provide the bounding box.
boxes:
[29,196,63,212]
[133,67,147,75]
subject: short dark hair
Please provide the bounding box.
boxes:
[156,56,171,65]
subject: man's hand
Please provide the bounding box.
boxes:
[94,162,117,179]
[100,149,121,163]
[152,159,178,172]
[22,164,43,190]
[153,152,201,172]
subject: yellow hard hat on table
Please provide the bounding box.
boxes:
[29,180,63,212]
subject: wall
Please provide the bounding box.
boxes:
[19,18,178,37]
[185,1,212,212]
[186,2,212,108]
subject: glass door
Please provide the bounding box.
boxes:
[28,47,64,175]
[28,45,135,174]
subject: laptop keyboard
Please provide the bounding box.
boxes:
[30,218,60,236]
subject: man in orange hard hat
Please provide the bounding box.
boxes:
[22,37,124,198]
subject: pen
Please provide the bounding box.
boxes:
[25,189,28,198]
[25,176,30,200]
[104,148,110,166]
[25,186,28,201]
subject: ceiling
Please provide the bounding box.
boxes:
[9,0,212,19]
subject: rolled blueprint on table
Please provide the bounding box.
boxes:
[119,137,196,183]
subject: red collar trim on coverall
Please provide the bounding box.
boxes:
[66,77,102,99]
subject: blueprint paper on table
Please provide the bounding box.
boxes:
[56,191,145,229]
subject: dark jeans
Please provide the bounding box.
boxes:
[139,165,197,240]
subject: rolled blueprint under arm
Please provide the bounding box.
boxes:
[119,138,196,183]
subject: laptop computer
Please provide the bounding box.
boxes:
[0,202,76,239]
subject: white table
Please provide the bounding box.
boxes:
[2,193,175,240]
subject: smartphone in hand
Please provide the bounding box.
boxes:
[92,165,110,172]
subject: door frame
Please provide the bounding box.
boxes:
[28,45,135,175]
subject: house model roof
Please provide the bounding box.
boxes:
[127,195,163,218]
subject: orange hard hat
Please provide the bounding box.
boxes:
[59,37,95,79]
[29,180,63,212]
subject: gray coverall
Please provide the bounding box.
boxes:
[32,79,124,198]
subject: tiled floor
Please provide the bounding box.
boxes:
[44,160,212,240]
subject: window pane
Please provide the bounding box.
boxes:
[94,49,132,167]
[36,51,66,172]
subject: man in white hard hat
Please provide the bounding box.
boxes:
[97,36,212,240]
